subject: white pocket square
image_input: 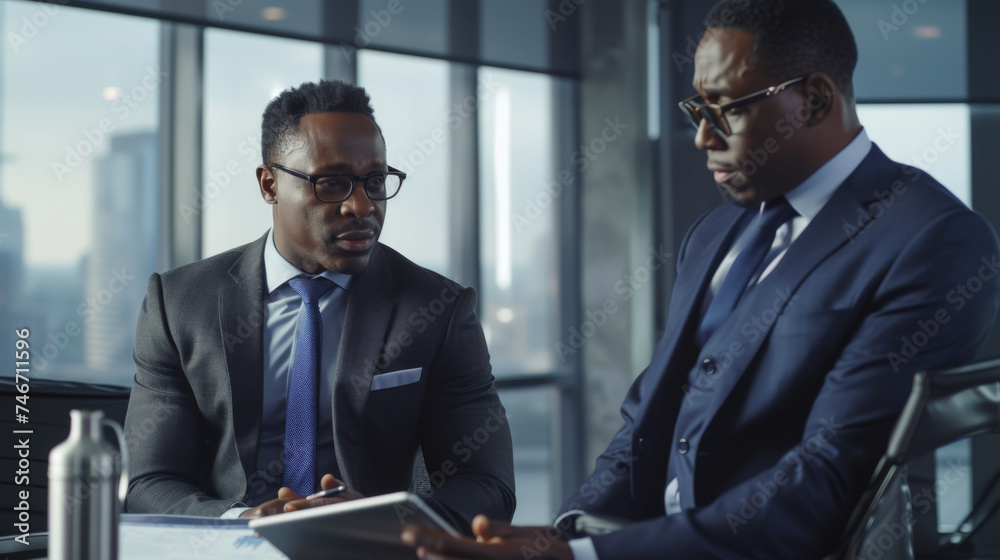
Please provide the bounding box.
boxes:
[370,367,422,390]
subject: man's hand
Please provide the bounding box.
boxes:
[284,474,365,512]
[238,486,304,518]
[239,474,365,518]
[401,515,573,560]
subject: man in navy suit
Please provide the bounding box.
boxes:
[403,0,1000,558]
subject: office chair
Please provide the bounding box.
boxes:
[833,358,1000,560]
[0,377,131,536]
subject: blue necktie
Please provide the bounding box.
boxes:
[283,276,336,497]
[697,197,797,347]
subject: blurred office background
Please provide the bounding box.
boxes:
[0,0,998,542]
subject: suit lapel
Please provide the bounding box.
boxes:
[626,205,750,510]
[220,234,268,483]
[669,205,750,342]
[648,205,751,394]
[699,146,899,414]
[331,244,396,488]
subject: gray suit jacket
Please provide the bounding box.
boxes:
[123,234,515,530]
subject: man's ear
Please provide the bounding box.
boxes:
[258,165,277,204]
[803,73,836,125]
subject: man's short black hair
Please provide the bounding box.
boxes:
[706,0,858,99]
[260,79,380,164]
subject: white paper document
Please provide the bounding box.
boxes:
[119,514,288,559]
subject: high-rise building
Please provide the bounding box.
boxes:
[84,131,157,373]
[0,196,24,321]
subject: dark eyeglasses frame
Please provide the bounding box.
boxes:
[267,163,406,203]
[678,76,808,137]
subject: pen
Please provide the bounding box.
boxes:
[306,485,347,500]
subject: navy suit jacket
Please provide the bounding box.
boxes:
[561,146,1000,558]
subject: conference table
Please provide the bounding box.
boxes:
[0,515,292,559]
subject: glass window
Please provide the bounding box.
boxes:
[358,0,447,56]
[857,104,971,206]
[835,0,967,100]
[934,438,973,533]
[202,0,324,37]
[859,103,976,532]
[500,386,557,525]
[480,0,549,70]
[479,67,561,376]
[0,0,160,386]
[58,0,326,39]
[358,50,451,276]
[201,29,323,258]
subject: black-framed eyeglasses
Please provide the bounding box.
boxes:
[267,163,406,203]
[678,76,807,137]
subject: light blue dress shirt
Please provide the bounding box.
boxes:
[570,130,873,559]
[223,229,352,517]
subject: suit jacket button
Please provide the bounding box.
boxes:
[678,438,689,454]
[702,358,716,375]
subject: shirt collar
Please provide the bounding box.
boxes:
[783,128,872,220]
[263,228,354,295]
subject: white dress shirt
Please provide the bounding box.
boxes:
[223,229,352,518]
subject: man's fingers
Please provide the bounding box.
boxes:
[473,517,557,542]
[320,473,345,490]
[282,495,352,512]
[472,516,516,541]
[284,498,310,512]
[276,486,303,500]
[402,528,492,559]
[240,497,296,518]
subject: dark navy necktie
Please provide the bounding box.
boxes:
[697,197,797,347]
[283,276,336,497]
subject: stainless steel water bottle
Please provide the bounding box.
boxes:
[48,410,128,560]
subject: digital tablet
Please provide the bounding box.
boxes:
[248,491,460,560]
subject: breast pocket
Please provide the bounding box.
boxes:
[367,367,423,408]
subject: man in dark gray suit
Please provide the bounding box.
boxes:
[123,80,515,530]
